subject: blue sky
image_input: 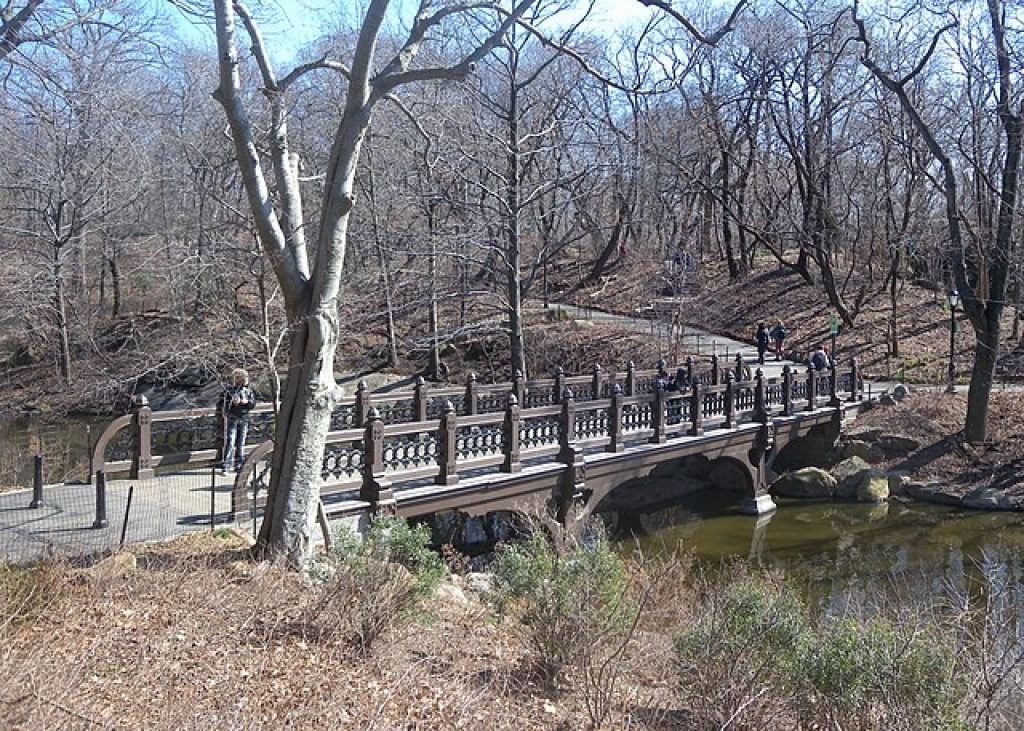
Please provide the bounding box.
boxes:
[175,0,662,61]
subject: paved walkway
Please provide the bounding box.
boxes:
[0,470,239,564]
[553,303,901,396]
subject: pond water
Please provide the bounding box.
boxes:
[625,494,1024,624]
[0,413,100,488]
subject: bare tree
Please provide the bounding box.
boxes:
[854,0,1020,442]
[212,0,538,567]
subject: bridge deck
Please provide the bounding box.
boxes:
[2,397,860,565]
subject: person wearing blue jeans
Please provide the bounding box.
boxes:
[220,368,256,474]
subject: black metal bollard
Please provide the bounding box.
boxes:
[93,470,109,528]
[29,454,44,508]
[120,485,134,546]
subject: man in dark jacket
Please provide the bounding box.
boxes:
[220,368,256,473]
[809,345,831,372]
[755,322,770,365]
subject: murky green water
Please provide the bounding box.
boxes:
[626,494,1024,618]
[0,413,100,487]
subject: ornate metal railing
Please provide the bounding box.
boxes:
[90,357,865,523]
[226,361,863,521]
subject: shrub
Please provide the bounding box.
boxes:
[305,516,445,653]
[674,568,807,727]
[0,561,67,634]
[674,567,975,730]
[800,616,966,729]
[490,528,637,685]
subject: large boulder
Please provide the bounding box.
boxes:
[963,487,1021,511]
[877,434,921,456]
[858,476,890,504]
[832,456,872,500]
[770,467,837,499]
[841,439,885,463]
[845,426,883,443]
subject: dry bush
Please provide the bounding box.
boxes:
[304,517,446,655]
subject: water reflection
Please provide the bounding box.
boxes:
[0,413,100,488]
[623,497,1024,627]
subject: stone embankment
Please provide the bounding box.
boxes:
[771,385,1024,512]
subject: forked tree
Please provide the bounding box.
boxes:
[854,0,1020,443]
[211,0,536,567]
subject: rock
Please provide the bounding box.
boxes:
[487,512,515,543]
[887,472,910,496]
[845,427,883,443]
[462,516,490,545]
[770,467,837,499]
[432,511,461,545]
[435,580,471,606]
[963,487,1020,511]
[832,456,872,500]
[841,439,885,463]
[891,384,912,401]
[877,434,921,455]
[858,476,890,503]
[464,572,494,595]
[903,481,964,507]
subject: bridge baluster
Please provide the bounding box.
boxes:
[806,367,818,411]
[591,363,603,401]
[754,368,768,423]
[555,388,587,525]
[436,401,459,486]
[829,361,841,407]
[502,394,522,473]
[558,388,577,459]
[360,408,394,513]
[554,366,566,404]
[607,385,624,452]
[649,383,667,444]
[782,365,794,416]
[413,377,428,421]
[689,382,704,436]
[848,358,861,402]
[130,395,154,480]
[464,373,479,416]
[355,381,371,427]
[724,373,736,428]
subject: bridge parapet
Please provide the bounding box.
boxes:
[92,358,865,520]
[218,362,861,524]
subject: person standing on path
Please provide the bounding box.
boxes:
[220,368,256,474]
[770,320,787,361]
[755,322,770,365]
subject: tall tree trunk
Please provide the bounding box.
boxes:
[506,49,526,379]
[52,253,72,385]
[255,310,338,563]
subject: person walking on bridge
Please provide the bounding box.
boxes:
[755,322,770,365]
[770,320,788,361]
[220,368,257,474]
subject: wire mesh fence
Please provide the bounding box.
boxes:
[0,466,241,566]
